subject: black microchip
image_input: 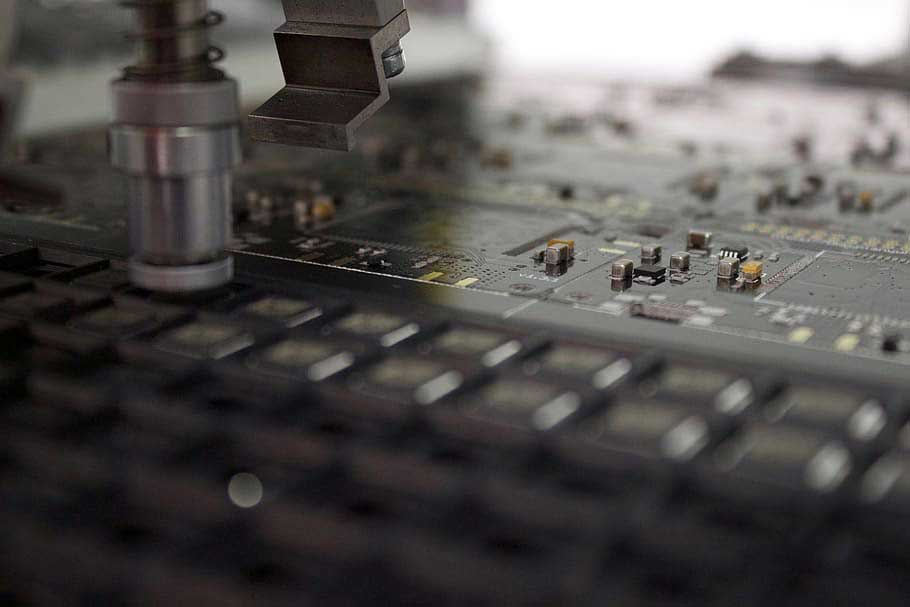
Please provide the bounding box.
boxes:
[720,246,749,260]
[882,334,904,353]
[632,264,667,279]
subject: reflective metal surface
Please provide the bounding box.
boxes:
[248,0,410,150]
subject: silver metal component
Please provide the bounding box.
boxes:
[249,0,410,150]
[130,257,234,292]
[545,243,570,266]
[110,124,239,176]
[641,243,662,263]
[669,252,690,272]
[717,257,740,279]
[382,43,406,78]
[611,259,634,280]
[112,79,240,126]
[111,0,242,292]
[124,167,233,265]
[123,0,225,82]
[132,0,209,65]
[110,89,240,291]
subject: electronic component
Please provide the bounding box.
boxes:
[430,327,510,357]
[669,252,690,272]
[689,172,720,200]
[538,239,576,275]
[687,229,713,254]
[72,305,158,338]
[332,312,423,347]
[837,181,857,211]
[334,312,408,336]
[630,302,698,324]
[426,327,534,368]
[366,357,447,390]
[548,239,576,256]
[765,386,887,443]
[881,334,906,353]
[632,263,666,285]
[755,187,774,213]
[531,344,621,380]
[640,243,662,264]
[238,296,322,327]
[717,257,740,280]
[154,321,255,360]
[741,261,764,286]
[611,259,634,280]
[481,146,514,169]
[708,424,853,497]
[633,264,666,279]
[565,399,711,463]
[653,364,743,405]
[250,337,367,381]
[354,355,468,405]
[545,242,571,265]
[719,246,749,260]
[454,376,585,431]
[0,291,73,321]
[294,195,338,227]
[668,272,691,285]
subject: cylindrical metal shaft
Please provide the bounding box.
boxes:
[134,0,209,66]
[123,0,222,82]
[112,0,240,292]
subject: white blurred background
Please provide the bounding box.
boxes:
[471,0,910,80]
[9,0,909,134]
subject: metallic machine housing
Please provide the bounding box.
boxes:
[249,0,411,151]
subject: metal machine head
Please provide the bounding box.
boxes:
[248,0,411,151]
[108,0,409,293]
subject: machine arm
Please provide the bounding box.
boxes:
[108,0,409,293]
[249,0,411,150]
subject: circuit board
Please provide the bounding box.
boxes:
[2,77,910,382]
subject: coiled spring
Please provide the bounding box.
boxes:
[120,0,226,82]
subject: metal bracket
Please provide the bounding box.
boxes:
[249,0,410,151]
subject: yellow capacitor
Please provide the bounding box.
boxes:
[547,239,576,257]
[741,261,764,281]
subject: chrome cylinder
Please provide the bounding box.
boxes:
[111,0,240,293]
[126,172,232,266]
[110,82,240,292]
